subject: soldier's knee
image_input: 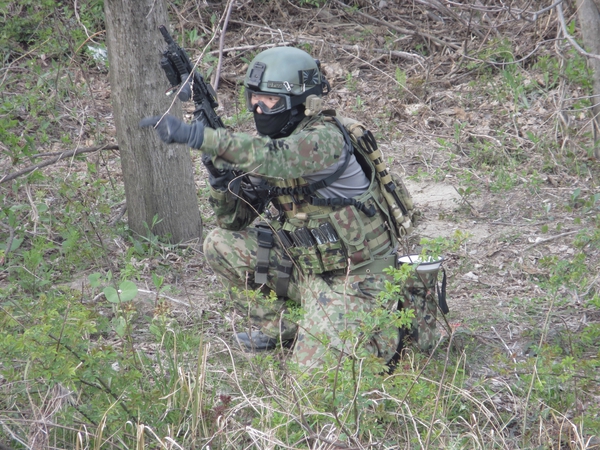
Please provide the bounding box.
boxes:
[203,228,226,264]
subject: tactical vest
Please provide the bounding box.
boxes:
[263,114,402,276]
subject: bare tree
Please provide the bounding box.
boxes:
[576,0,600,158]
[105,0,203,242]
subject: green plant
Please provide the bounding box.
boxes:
[394,67,406,96]
[0,282,220,448]
[353,95,364,111]
[420,230,468,259]
[456,171,481,206]
[296,0,327,6]
[490,166,518,192]
[345,72,358,92]
[224,84,253,127]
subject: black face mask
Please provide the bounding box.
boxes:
[253,109,292,138]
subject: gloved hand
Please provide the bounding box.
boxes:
[203,154,235,191]
[139,114,205,149]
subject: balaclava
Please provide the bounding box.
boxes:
[254,106,306,139]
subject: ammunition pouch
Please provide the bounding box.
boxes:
[254,222,292,297]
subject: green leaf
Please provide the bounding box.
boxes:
[103,286,119,303]
[118,281,138,301]
[103,281,138,303]
[0,237,23,251]
[152,273,164,290]
[112,316,127,337]
[88,272,102,288]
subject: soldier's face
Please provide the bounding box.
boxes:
[250,93,282,114]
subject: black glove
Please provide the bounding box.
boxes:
[202,154,235,191]
[139,114,205,149]
[209,170,237,192]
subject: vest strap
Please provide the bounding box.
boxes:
[254,224,292,298]
[267,116,355,203]
[308,196,376,217]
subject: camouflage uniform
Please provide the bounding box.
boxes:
[200,113,402,368]
[140,43,445,368]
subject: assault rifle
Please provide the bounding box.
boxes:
[158,24,224,176]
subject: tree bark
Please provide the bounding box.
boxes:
[577,0,600,158]
[105,0,202,242]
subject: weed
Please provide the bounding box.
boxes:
[345,72,358,92]
[394,67,406,97]
[296,0,327,6]
[490,166,518,192]
[223,84,253,127]
[353,95,364,111]
[457,171,481,204]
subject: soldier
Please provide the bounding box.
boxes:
[141,46,413,370]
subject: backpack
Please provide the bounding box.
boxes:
[334,115,449,353]
[333,115,417,239]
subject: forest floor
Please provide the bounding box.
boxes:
[31,2,600,398]
[172,0,600,378]
[2,0,600,448]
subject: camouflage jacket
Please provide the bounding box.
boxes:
[201,113,347,230]
[201,113,397,272]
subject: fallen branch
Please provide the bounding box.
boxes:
[210,40,425,63]
[523,230,581,252]
[331,0,460,50]
[0,144,118,184]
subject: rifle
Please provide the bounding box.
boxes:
[158,25,224,176]
[156,25,271,212]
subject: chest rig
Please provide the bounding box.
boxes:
[254,113,402,296]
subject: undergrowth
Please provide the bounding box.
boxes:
[1,1,600,449]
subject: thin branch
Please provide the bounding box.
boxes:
[0,144,118,184]
[414,0,485,39]
[213,0,235,92]
[523,230,581,251]
[556,0,600,61]
[210,40,425,63]
[331,0,460,50]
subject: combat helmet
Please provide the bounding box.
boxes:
[243,46,330,116]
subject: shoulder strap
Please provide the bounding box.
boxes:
[303,116,353,194]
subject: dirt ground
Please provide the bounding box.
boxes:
[5,0,600,379]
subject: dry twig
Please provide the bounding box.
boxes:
[0,144,118,184]
[331,0,460,50]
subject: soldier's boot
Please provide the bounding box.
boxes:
[236,331,278,351]
[236,331,295,352]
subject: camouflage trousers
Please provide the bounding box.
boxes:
[203,226,401,369]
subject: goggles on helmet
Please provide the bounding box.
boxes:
[245,91,292,115]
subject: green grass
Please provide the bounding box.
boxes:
[1,1,600,448]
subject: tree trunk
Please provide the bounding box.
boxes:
[577,0,600,158]
[105,0,202,242]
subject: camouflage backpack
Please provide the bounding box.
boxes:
[332,113,449,353]
[332,113,416,239]
[397,256,449,353]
